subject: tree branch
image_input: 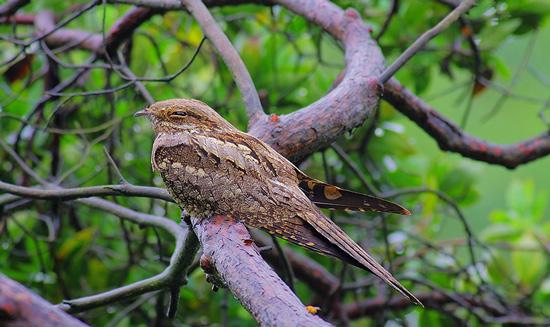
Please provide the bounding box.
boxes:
[60,198,199,313]
[248,0,385,162]
[34,11,103,53]
[0,13,34,24]
[180,0,265,124]
[109,0,271,10]
[33,7,158,55]
[383,79,550,168]
[0,180,172,202]
[344,290,550,325]
[191,215,333,326]
[378,0,476,83]
[0,0,29,17]
[0,275,88,327]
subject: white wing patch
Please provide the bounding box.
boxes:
[152,132,192,172]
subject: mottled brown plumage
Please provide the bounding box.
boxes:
[135,98,421,305]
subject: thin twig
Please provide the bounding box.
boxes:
[0,180,172,202]
[375,0,399,41]
[379,0,476,83]
[331,143,379,195]
[59,198,200,313]
[180,0,265,124]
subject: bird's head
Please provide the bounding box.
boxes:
[134,98,236,134]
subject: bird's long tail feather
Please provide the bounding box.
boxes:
[301,211,422,306]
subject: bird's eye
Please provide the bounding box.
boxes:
[171,111,188,117]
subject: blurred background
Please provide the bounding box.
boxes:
[1,0,550,325]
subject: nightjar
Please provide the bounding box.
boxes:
[136,98,420,305]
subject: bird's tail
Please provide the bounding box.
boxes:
[333,235,422,306]
[300,210,423,306]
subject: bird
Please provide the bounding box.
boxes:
[135,98,421,305]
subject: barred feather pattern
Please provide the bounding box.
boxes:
[141,98,421,305]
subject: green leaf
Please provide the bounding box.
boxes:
[481,223,522,242]
[508,0,550,14]
[87,258,108,290]
[490,55,512,80]
[479,19,522,49]
[488,210,510,223]
[57,227,96,260]
[507,179,534,219]
[487,251,514,287]
[512,233,547,289]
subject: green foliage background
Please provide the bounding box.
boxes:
[1,0,550,325]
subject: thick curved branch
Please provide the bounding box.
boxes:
[248,0,384,161]
[191,215,333,327]
[181,0,265,124]
[383,79,550,169]
[0,275,88,327]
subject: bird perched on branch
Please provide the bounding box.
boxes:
[135,98,421,305]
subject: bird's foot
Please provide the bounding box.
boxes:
[200,253,226,291]
[180,210,192,226]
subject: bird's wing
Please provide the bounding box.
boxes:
[153,131,281,175]
[183,130,304,189]
[295,170,411,215]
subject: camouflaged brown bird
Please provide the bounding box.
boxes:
[136,98,421,305]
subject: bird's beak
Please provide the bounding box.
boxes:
[134,108,150,117]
